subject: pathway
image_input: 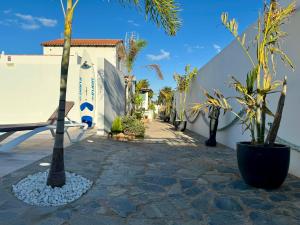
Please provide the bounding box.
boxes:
[0,120,300,225]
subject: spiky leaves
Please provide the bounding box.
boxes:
[215,1,295,144]
[119,0,181,36]
[126,39,147,74]
[174,64,198,121]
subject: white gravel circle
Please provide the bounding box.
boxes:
[12,170,93,206]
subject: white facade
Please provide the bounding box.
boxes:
[0,40,126,135]
[175,1,300,177]
[43,45,125,71]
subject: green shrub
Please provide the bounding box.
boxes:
[111,116,123,134]
[122,115,145,137]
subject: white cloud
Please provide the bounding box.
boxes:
[15,13,35,22]
[147,49,170,61]
[127,19,139,27]
[36,17,57,27]
[0,11,57,30]
[20,23,40,30]
[184,44,204,53]
[213,44,221,53]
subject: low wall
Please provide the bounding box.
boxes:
[175,3,300,177]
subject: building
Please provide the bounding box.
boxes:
[0,39,126,135]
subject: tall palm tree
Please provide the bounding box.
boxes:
[47,0,181,187]
[124,39,147,115]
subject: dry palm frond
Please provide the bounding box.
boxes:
[146,64,164,80]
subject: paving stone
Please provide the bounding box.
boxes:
[249,211,296,225]
[191,193,213,213]
[208,211,248,225]
[168,194,190,210]
[241,197,273,210]
[108,197,136,218]
[142,176,177,187]
[180,179,195,189]
[197,177,208,185]
[229,180,250,190]
[184,186,204,197]
[1,121,300,224]
[214,196,243,211]
[269,194,289,202]
[137,183,165,193]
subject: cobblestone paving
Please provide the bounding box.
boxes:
[1,121,300,225]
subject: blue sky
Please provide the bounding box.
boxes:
[0,0,264,96]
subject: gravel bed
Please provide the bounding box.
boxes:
[12,170,92,206]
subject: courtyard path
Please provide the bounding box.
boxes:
[0,120,300,225]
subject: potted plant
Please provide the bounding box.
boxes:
[194,1,295,189]
[174,65,198,131]
[110,116,125,141]
[122,115,146,139]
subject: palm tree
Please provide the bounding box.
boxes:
[124,39,147,115]
[47,0,181,187]
[158,86,173,118]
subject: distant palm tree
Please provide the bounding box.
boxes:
[159,86,173,117]
[124,39,147,115]
[47,0,181,187]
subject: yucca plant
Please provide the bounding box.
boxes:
[194,1,295,145]
[174,64,198,121]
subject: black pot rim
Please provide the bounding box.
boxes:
[237,141,290,149]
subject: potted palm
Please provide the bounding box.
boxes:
[174,65,198,131]
[195,1,295,189]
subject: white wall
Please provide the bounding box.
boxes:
[103,59,125,133]
[0,52,125,135]
[0,55,81,124]
[43,45,120,69]
[176,3,300,177]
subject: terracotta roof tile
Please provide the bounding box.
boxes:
[41,39,123,47]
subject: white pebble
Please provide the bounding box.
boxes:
[12,170,92,206]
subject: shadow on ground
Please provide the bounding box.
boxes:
[0,121,300,225]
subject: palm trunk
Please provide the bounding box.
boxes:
[266,76,287,144]
[47,2,74,188]
[260,95,267,143]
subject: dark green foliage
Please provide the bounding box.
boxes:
[122,116,145,137]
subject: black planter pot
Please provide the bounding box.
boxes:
[174,120,187,132]
[237,142,290,189]
[163,116,170,122]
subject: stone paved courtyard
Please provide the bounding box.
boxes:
[1,120,300,225]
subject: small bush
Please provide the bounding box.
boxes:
[111,116,123,134]
[122,115,145,138]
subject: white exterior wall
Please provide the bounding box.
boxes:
[43,45,123,70]
[177,2,300,177]
[0,54,81,124]
[0,51,125,133]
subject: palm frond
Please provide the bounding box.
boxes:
[119,0,181,35]
[146,64,164,80]
[125,39,147,73]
